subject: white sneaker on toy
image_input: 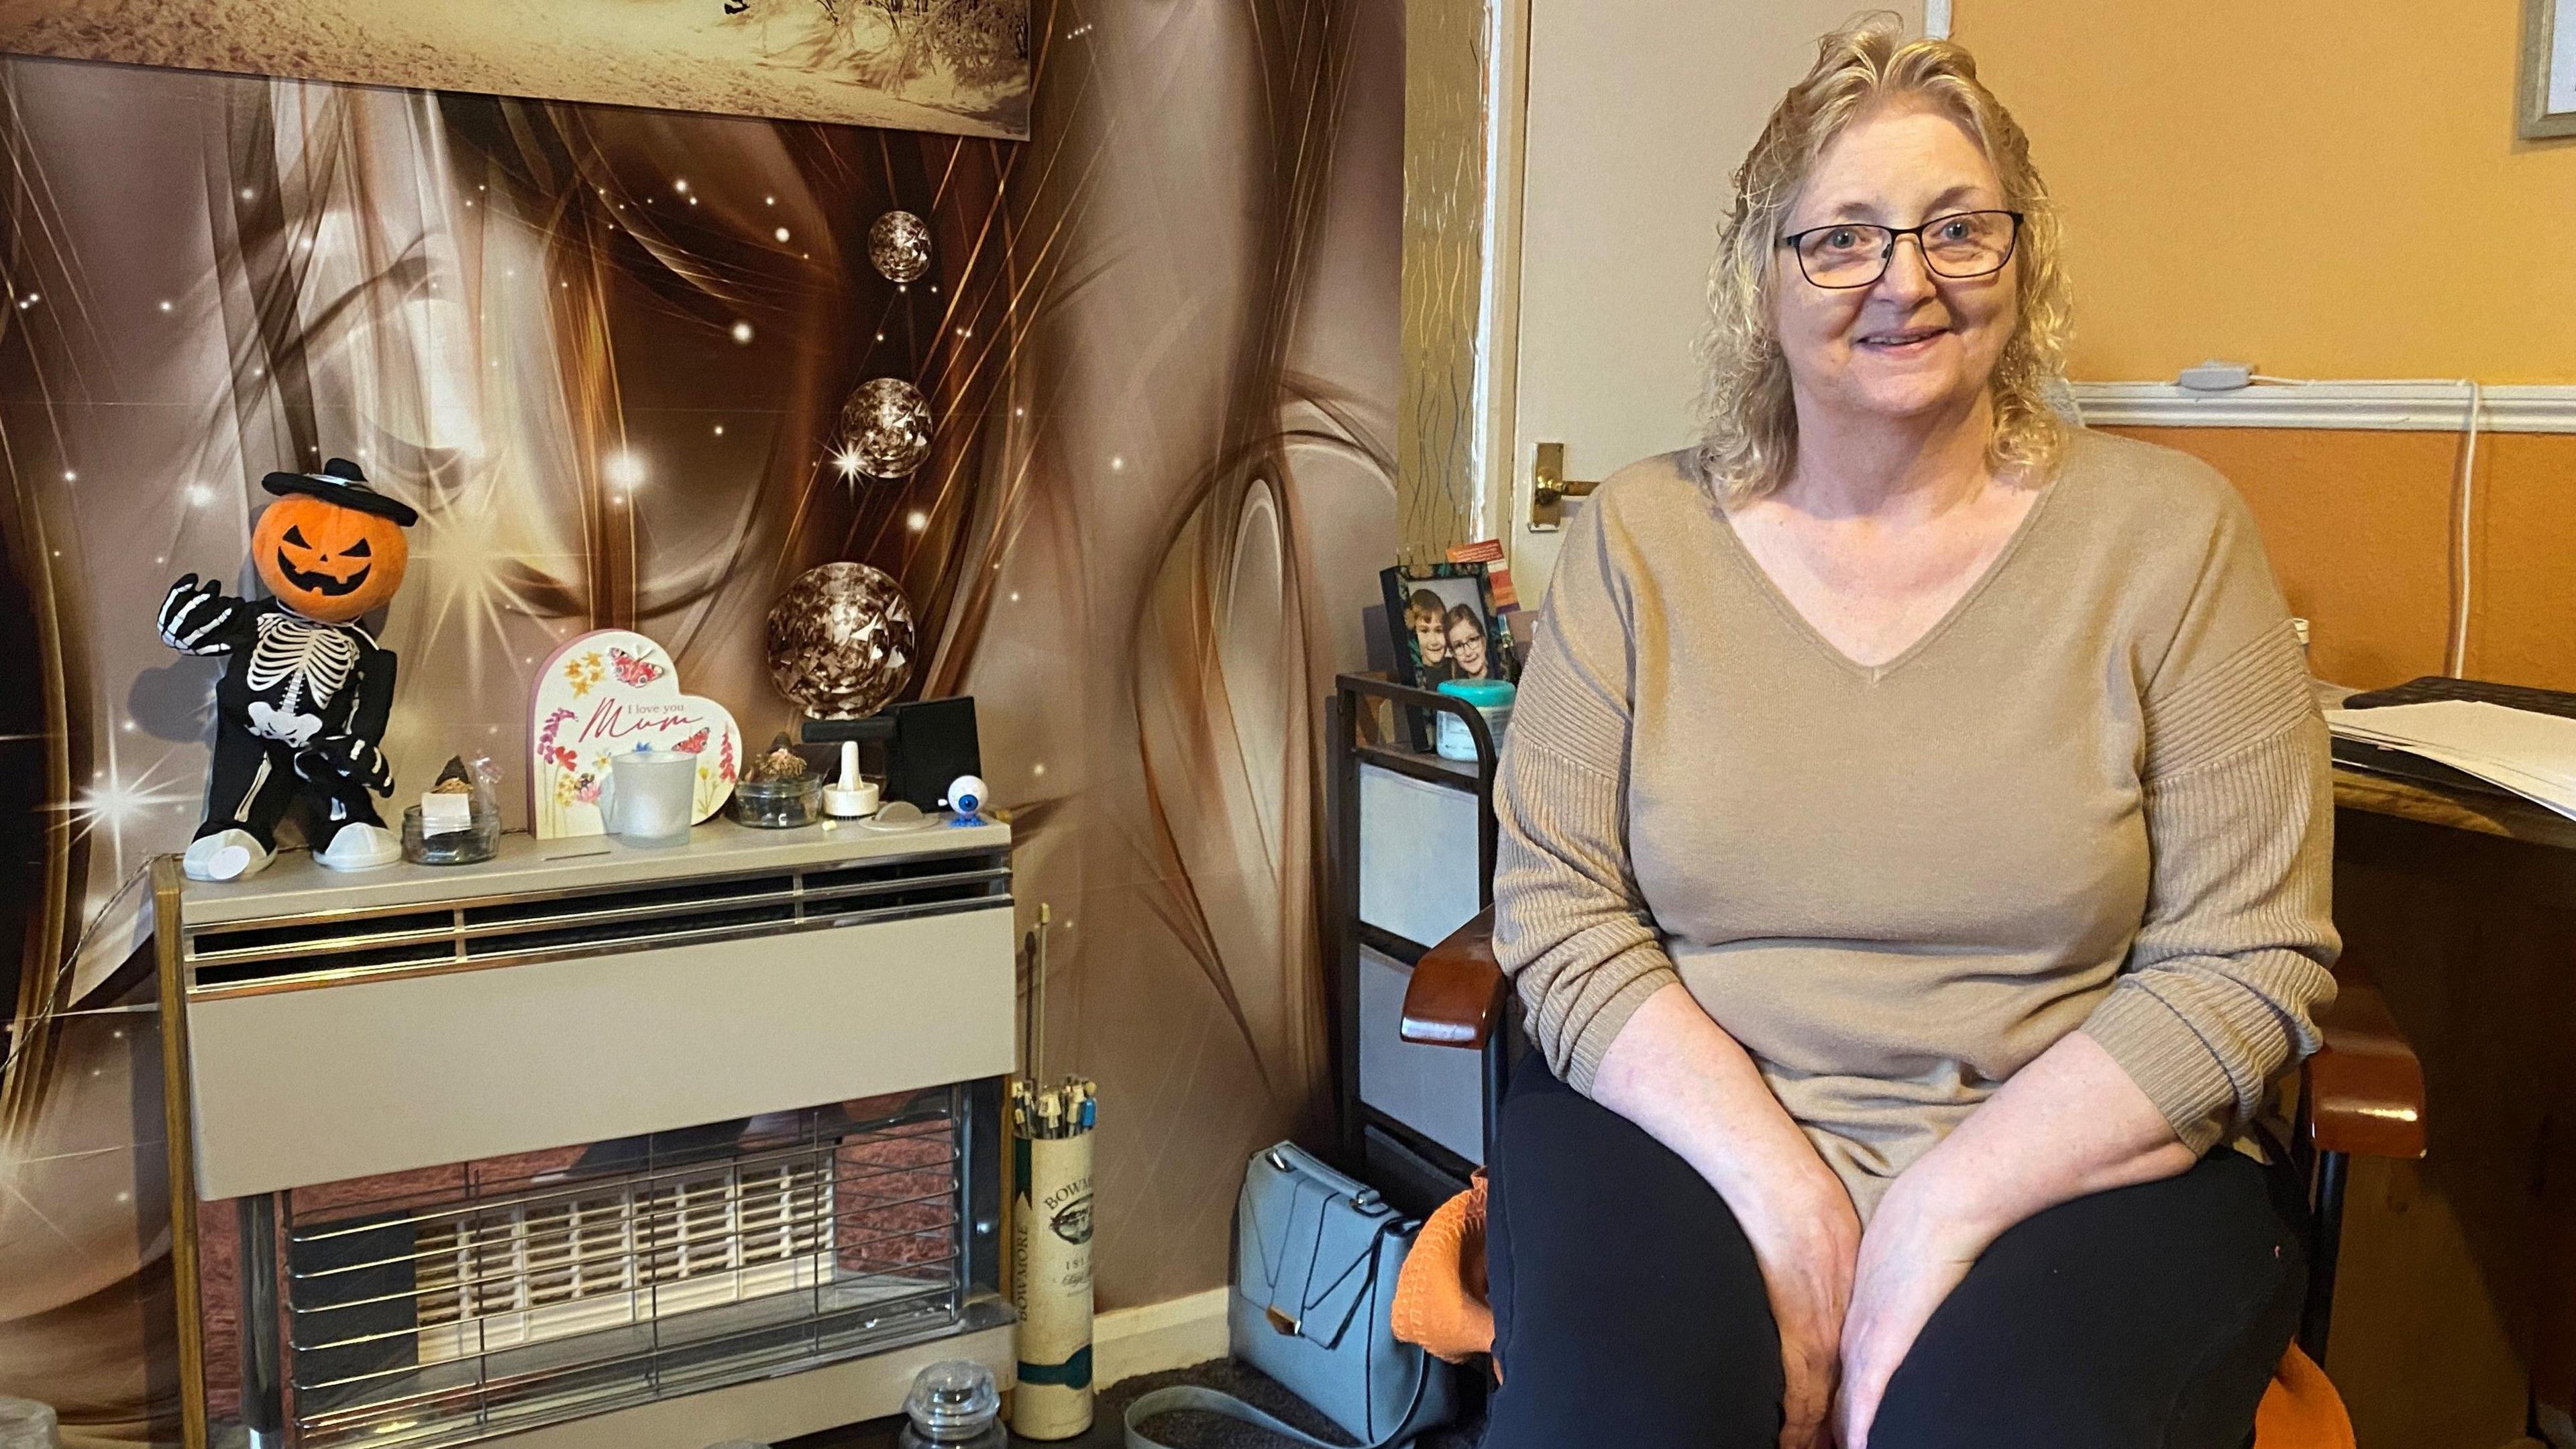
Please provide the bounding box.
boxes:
[316,822,402,871]
[182,828,272,882]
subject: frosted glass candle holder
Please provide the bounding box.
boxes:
[599,749,698,847]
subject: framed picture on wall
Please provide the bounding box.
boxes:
[2526,0,2576,140]
[1380,563,1518,751]
[0,0,1031,138]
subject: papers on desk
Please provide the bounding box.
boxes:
[2326,700,2576,820]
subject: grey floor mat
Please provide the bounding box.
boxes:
[787,1358,1487,1449]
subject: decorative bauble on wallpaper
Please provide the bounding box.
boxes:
[528,629,741,839]
[765,563,917,720]
[868,210,933,282]
[841,377,934,479]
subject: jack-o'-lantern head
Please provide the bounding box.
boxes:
[252,459,418,623]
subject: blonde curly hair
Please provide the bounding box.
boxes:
[1693,14,2073,504]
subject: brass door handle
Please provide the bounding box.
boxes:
[1529,442,1599,531]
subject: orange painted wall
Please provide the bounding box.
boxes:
[1951,21,2576,1438]
[1956,2,2576,384]
[1952,1,2576,692]
[2106,429,2576,693]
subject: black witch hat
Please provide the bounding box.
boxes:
[260,457,419,527]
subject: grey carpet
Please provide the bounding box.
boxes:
[786,1359,1486,1449]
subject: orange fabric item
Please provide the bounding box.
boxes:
[1391,1173,1495,1365]
[1388,1180,2355,1445]
[2255,1344,2356,1449]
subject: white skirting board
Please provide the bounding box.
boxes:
[1093,1287,1232,1391]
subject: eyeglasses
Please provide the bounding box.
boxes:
[1778,209,2025,289]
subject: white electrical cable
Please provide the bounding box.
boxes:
[2245,374,2483,677]
[2450,382,2483,678]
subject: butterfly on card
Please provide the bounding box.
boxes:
[671,729,711,755]
[608,647,667,686]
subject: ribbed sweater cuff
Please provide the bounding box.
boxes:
[2080,987,2237,1155]
[1560,961,1681,1097]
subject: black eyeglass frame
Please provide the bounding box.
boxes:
[1776,209,2027,290]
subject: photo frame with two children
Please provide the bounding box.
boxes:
[1379,562,1517,750]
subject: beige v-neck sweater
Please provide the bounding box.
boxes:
[1493,430,2339,1220]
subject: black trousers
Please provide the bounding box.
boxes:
[198,724,382,852]
[1482,1057,2306,1449]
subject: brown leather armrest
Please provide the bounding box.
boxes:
[1400,907,1505,1049]
[2303,981,2426,1161]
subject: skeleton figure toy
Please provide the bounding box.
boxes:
[158,458,418,880]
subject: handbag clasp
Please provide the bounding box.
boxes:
[1265,1305,1303,1337]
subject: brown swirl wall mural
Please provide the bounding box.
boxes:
[0,3,1398,1440]
[0,0,1031,137]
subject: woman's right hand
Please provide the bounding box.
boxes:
[1735,1168,1862,1449]
[1592,985,1862,1449]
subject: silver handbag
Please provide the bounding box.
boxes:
[1124,1142,1457,1448]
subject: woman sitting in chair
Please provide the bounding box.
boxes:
[1485,18,2336,1449]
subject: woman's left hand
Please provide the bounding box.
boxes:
[1829,1032,2202,1446]
[1831,1186,1984,1449]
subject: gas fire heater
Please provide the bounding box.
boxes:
[154,819,1019,1449]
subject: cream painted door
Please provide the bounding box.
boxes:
[1497,0,1926,602]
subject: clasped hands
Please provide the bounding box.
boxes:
[1585,987,2144,1449]
[1749,1163,1987,1449]
[1594,989,2191,1449]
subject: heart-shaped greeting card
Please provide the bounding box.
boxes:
[528,629,741,839]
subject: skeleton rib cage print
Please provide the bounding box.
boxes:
[246,613,365,722]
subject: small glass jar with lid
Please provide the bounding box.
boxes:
[1434,678,1515,762]
[400,802,501,865]
[895,1360,1004,1448]
[730,773,824,828]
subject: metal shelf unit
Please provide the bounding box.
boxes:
[1324,674,1515,1217]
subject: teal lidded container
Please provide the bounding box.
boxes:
[1434,678,1515,761]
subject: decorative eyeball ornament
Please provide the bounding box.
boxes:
[944,773,989,824]
[158,457,419,880]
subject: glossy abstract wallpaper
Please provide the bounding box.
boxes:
[0,0,1032,137]
[0,1,1399,1440]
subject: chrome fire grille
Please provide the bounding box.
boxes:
[244,1089,992,1449]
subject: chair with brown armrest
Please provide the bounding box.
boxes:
[2292,975,2426,1361]
[1397,906,2427,1368]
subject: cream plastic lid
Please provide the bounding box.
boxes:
[823,739,878,817]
